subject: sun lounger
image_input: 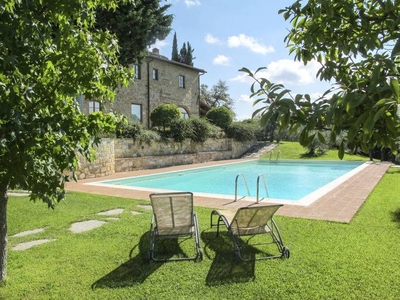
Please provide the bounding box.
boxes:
[148,192,203,262]
[210,204,289,261]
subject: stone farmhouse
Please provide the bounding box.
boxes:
[80,48,206,128]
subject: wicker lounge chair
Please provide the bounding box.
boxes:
[210,204,289,261]
[148,192,203,262]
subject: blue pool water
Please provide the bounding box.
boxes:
[95,160,365,202]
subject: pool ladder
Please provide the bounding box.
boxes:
[269,150,281,163]
[234,173,269,203]
[234,173,250,201]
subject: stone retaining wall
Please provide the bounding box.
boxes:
[77,138,256,179]
[77,139,115,179]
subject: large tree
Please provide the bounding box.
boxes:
[95,0,173,65]
[200,80,234,110]
[241,0,400,159]
[0,0,132,282]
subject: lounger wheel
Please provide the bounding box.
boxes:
[281,247,290,259]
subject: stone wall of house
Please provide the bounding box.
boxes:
[77,138,256,178]
[109,53,202,128]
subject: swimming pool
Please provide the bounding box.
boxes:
[90,160,367,206]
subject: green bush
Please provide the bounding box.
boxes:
[305,131,331,156]
[205,106,233,130]
[150,103,181,131]
[116,121,142,139]
[226,122,256,142]
[116,121,160,144]
[189,117,211,143]
[207,122,225,139]
[170,118,193,142]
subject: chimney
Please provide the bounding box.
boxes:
[152,48,160,55]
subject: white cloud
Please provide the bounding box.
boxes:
[213,55,231,66]
[262,59,320,85]
[185,0,201,6]
[227,34,274,55]
[149,39,168,51]
[231,73,253,83]
[232,59,321,86]
[205,33,220,45]
[238,94,252,103]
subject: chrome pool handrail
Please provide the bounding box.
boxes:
[256,174,269,203]
[235,173,250,201]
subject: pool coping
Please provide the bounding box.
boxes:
[66,159,391,223]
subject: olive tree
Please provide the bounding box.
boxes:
[0,0,132,282]
[241,0,400,159]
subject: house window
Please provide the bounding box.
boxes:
[89,101,100,113]
[133,64,141,79]
[152,69,158,80]
[179,107,189,119]
[131,104,142,122]
[179,75,185,88]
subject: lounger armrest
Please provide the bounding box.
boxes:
[210,210,231,236]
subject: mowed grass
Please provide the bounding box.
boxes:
[264,141,370,161]
[2,144,400,299]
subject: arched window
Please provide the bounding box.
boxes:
[179,107,189,119]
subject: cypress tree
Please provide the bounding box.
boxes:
[179,42,187,64]
[186,42,195,66]
[171,32,179,61]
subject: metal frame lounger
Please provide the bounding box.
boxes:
[210,204,290,261]
[148,192,203,262]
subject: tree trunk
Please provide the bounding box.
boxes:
[0,185,8,282]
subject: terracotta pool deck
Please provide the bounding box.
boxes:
[66,159,391,223]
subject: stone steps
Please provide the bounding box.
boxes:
[240,142,278,159]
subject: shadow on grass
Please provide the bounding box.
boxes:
[391,208,400,227]
[91,231,180,289]
[201,230,256,286]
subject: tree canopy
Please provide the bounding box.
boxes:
[242,0,400,159]
[0,0,132,281]
[200,80,234,110]
[150,103,181,131]
[95,0,173,65]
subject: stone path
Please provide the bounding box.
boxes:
[10,206,151,251]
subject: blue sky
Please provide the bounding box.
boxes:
[151,0,331,120]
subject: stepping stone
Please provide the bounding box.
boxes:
[137,205,152,210]
[11,228,45,238]
[131,211,142,215]
[97,208,124,216]
[12,239,56,251]
[70,220,107,233]
[106,217,120,221]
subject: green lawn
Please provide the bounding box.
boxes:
[2,144,400,299]
[263,141,370,161]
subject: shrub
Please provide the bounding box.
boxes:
[205,106,233,130]
[170,118,193,143]
[207,122,225,139]
[116,121,160,145]
[305,131,330,156]
[116,121,142,139]
[150,103,181,131]
[137,129,161,145]
[189,117,211,143]
[226,122,256,142]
